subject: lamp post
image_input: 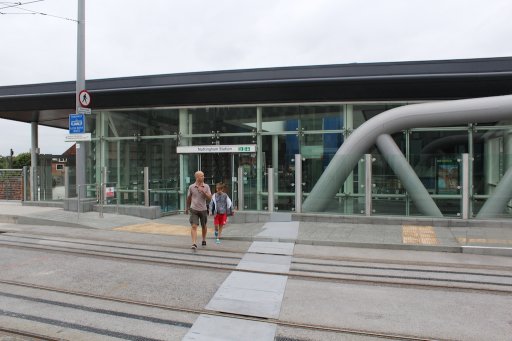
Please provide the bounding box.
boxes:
[75,0,86,198]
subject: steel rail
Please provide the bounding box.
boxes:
[0,279,454,341]
[0,241,510,294]
[0,326,61,341]
[5,232,512,273]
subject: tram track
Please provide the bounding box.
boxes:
[0,326,61,341]
[5,230,512,272]
[0,236,511,294]
[0,278,454,341]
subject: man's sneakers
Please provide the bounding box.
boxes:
[202,240,207,246]
[191,244,197,249]
[215,238,220,244]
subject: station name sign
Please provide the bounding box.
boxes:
[177,145,256,154]
[65,133,91,142]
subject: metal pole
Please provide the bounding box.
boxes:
[461,153,469,220]
[295,154,302,213]
[77,185,80,219]
[22,166,28,202]
[75,0,86,198]
[268,168,274,212]
[100,167,106,218]
[365,154,372,216]
[30,122,38,201]
[64,166,69,199]
[238,166,244,211]
[144,166,149,207]
[256,107,262,210]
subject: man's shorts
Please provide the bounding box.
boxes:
[189,209,208,227]
[214,213,228,226]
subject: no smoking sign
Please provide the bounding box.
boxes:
[78,90,91,107]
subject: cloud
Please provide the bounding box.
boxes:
[1,0,512,156]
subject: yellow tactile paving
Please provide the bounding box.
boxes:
[402,225,439,245]
[114,222,214,236]
[456,237,512,245]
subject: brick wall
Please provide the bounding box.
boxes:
[0,177,23,200]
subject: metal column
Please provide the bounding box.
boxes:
[99,167,106,218]
[256,107,262,210]
[75,0,86,198]
[179,108,189,211]
[238,166,244,211]
[144,166,149,207]
[365,154,372,216]
[268,168,274,212]
[30,122,38,201]
[22,166,28,202]
[64,166,69,199]
[295,154,302,213]
[461,154,470,219]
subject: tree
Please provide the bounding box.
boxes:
[0,156,7,169]
[12,153,31,169]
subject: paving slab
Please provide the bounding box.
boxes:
[237,253,292,273]
[257,222,299,239]
[247,241,295,255]
[182,314,276,341]
[205,271,287,319]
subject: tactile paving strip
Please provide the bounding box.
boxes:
[114,222,208,236]
[402,225,439,245]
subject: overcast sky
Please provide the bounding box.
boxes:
[1,0,511,156]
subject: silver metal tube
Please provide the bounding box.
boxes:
[461,154,470,219]
[376,134,442,217]
[64,166,69,199]
[77,185,80,219]
[256,107,262,210]
[365,154,372,216]
[75,0,86,198]
[303,94,512,212]
[30,122,38,201]
[144,166,149,207]
[295,154,302,213]
[22,166,28,202]
[238,166,244,210]
[268,168,274,212]
[100,167,107,218]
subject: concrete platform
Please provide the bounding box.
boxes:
[1,202,512,256]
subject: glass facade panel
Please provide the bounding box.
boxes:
[187,107,256,134]
[80,103,511,220]
[473,125,512,218]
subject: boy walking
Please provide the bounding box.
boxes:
[209,183,233,244]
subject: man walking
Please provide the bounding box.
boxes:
[185,171,212,249]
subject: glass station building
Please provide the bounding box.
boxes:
[1,57,512,219]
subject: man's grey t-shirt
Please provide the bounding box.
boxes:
[187,183,211,211]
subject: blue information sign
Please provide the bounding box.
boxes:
[69,114,85,134]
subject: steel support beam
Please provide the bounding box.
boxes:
[376,134,442,217]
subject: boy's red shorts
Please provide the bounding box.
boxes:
[214,213,228,226]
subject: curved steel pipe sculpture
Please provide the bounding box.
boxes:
[477,166,512,218]
[303,95,512,213]
[376,134,443,217]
